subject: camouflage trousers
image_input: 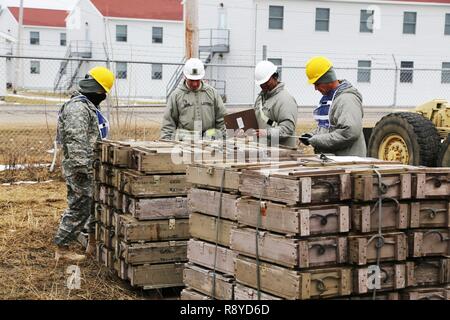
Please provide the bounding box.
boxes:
[54,173,95,246]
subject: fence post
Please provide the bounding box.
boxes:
[392,54,398,108]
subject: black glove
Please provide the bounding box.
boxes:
[299,133,312,146]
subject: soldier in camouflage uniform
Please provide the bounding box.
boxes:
[54,66,114,261]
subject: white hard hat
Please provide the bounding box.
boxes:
[255,60,278,85]
[183,58,205,80]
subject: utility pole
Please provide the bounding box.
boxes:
[13,0,24,94]
[184,0,199,59]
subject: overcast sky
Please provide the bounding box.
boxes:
[1,0,77,10]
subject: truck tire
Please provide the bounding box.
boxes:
[437,135,450,167]
[368,112,440,166]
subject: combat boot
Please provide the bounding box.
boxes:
[85,233,96,257]
[55,245,86,262]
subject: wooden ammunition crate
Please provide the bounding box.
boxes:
[95,224,115,249]
[353,171,412,202]
[187,239,237,275]
[410,200,450,228]
[114,213,190,242]
[401,286,450,300]
[351,201,409,233]
[234,283,283,300]
[118,170,187,197]
[117,240,187,265]
[188,188,239,221]
[129,146,187,173]
[353,263,406,294]
[180,288,212,300]
[95,204,115,227]
[414,169,450,199]
[234,256,352,300]
[96,243,114,268]
[349,232,408,265]
[239,166,352,205]
[127,262,185,289]
[123,195,188,220]
[231,228,347,268]
[409,229,450,257]
[189,212,236,247]
[183,263,234,300]
[237,198,349,236]
[406,258,450,287]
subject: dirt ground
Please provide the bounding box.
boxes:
[0,180,181,300]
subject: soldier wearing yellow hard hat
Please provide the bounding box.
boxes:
[54,66,115,261]
[300,56,366,157]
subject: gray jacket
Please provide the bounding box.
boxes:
[57,92,100,177]
[160,81,226,140]
[254,82,298,147]
[309,80,367,157]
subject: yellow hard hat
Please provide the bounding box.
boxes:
[88,66,115,93]
[305,56,333,84]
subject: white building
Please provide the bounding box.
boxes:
[0,6,68,90]
[64,0,184,99]
[198,0,450,107]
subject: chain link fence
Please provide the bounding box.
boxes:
[2,54,449,170]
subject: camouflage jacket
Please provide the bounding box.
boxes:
[160,81,226,140]
[57,92,100,176]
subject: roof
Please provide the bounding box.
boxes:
[8,7,68,28]
[90,0,183,21]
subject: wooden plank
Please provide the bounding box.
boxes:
[123,196,188,220]
[234,283,283,300]
[401,286,450,300]
[187,239,237,276]
[180,288,212,300]
[410,200,450,228]
[237,198,349,236]
[353,263,406,294]
[406,258,450,287]
[118,170,187,197]
[127,262,185,288]
[351,201,409,233]
[189,212,236,247]
[183,263,234,300]
[409,229,450,257]
[118,240,187,265]
[349,232,408,265]
[116,213,190,242]
[230,228,347,268]
[188,188,238,221]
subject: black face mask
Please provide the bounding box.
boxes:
[83,92,106,107]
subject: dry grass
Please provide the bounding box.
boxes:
[0,182,183,300]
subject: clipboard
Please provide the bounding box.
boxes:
[224,109,259,131]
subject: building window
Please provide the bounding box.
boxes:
[116,62,127,79]
[315,8,330,32]
[30,31,39,45]
[116,25,127,42]
[357,60,371,83]
[152,64,162,80]
[30,61,40,74]
[360,10,374,33]
[400,61,414,83]
[403,12,417,34]
[60,33,67,46]
[445,14,450,35]
[269,6,284,30]
[152,27,163,44]
[268,58,282,80]
[442,62,450,83]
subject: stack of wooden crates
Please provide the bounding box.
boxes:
[182,158,450,300]
[93,140,190,289]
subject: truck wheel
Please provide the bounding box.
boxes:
[437,136,450,167]
[368,112,440,166]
